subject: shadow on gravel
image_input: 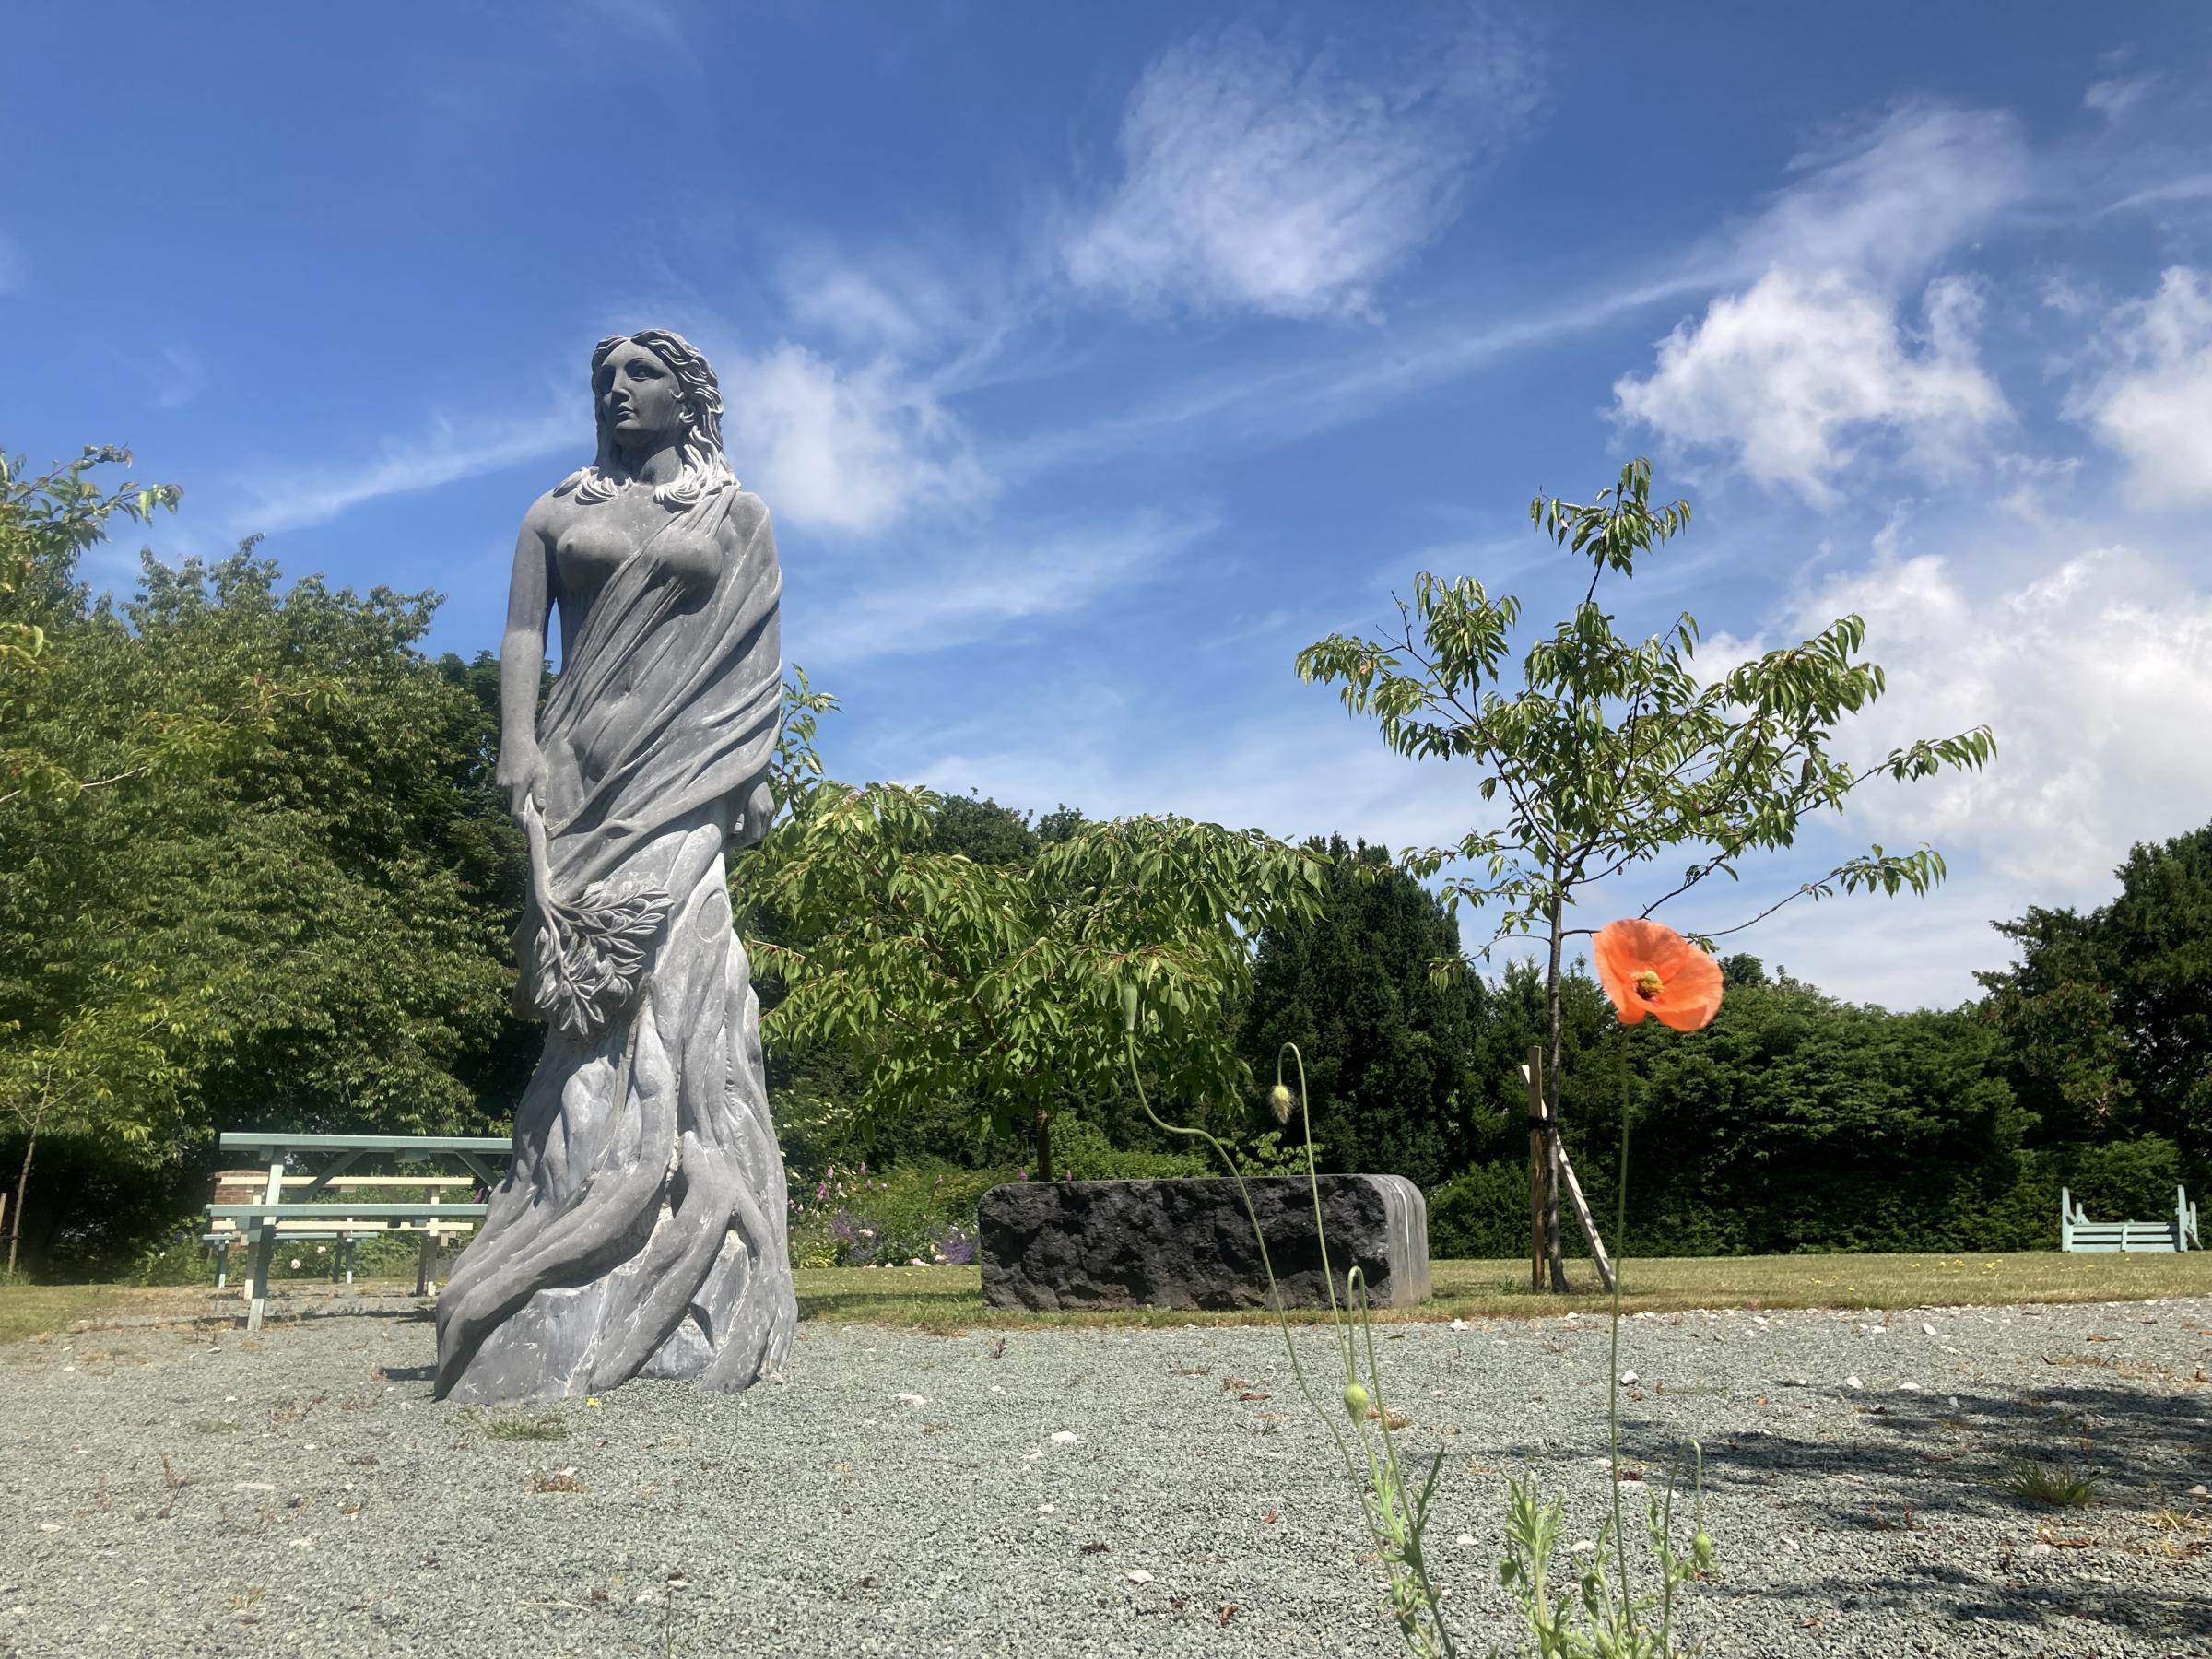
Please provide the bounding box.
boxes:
[1613,1381,2212,1646]
[1778,1570,2212,1649]
[1677,1382,2211,1520]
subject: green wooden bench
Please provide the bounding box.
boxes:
[206,1133,511,1331]
[2060,1184,2199,1253]
[203,1173,482,1288]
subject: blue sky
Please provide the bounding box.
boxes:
[6,2,2210,1008]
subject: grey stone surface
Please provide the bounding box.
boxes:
[433,330,795,1404]
[979,1176,1431,1312]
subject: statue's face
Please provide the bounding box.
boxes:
[597,340,686,453]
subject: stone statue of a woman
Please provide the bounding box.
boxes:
[434,329,794,1403]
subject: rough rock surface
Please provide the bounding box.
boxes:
[980,1176,1430,1312]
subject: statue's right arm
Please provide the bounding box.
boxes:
[496,504,555,816]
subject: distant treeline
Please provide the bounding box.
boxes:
[3,460,2205,1273]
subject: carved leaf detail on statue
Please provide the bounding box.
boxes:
[522,797,671,1038]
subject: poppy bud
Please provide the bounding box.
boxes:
[1342,1382,1370,1418]
[1692,1531,1714,1571]
[1120,981,1140,1034]
[1268,1083,1294,1124]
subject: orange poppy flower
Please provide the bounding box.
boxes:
[1593,919,1724,1032]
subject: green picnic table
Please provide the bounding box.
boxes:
[207,1133,512,1332]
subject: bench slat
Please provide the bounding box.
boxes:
[208,1202,489,1220]
[218,1134,511,1153]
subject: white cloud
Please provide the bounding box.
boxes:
[1613,271,2007,505]
[1719,545,2212,901]
[791,512,1214,665]
[1063,18,1538,321]
[721,344,989,536]
[2065,266,2212,502]
[1718,102,2030,288]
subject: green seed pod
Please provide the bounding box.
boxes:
[1119,981,1139,1034]
[1692,1531,1714,1571]
[1342,1382,1370,1418]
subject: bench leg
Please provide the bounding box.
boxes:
[246,1225,276,1334]
[214,1239,230,1289]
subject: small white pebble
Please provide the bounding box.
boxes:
[1038,1504,1056,1515]
[37,1523,61,1533]
[896,1393,927,1406]
[1571,1540,1595,1555]
[1618,1371,1638,1386]
[1124,1570,1154,1584]
[1455,1533,1477,1547]
[1783,1538,1801,1552]
[1449,1319,1471,1333]
[1844,1376,1864,1390]
[1898,1382,1921,1393]
[235,1482,275,1492]
[989,1385,1004,1395]
[1921,1323,1937,1336]
[1051,1430,1081,1445]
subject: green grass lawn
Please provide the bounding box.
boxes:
[791,1251,2212,1332]
[7,1252,2209,1345]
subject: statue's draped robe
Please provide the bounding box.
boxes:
[435,485,794,1402]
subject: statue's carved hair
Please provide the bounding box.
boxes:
[557,328,739,509]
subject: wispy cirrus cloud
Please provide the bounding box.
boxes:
[791,510,1216,666]
[233,406,582,535]
[1062,13,1542,321]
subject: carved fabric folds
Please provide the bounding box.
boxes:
[434,485,794,1402]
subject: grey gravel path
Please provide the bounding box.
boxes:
[2,1296,2208,1657]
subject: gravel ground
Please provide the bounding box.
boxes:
[2,1295,2209,1658]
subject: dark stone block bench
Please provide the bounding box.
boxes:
[978,1176,1430,1312]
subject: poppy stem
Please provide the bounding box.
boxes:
[1607,1052,1633,1635]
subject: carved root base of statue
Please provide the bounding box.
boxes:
[433,818,796,1404]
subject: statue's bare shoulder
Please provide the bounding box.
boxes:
[520,487,570,545]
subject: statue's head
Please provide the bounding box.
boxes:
[558,327,737,509]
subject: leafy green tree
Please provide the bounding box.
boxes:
[0,446,214,808]
[926,790,1084,865]
[1980,821,2212,1171]
[1,497,529,1270]
[742,778,1324,1177]
[1240,837,1486,1191]
[1297,459,1995,1288]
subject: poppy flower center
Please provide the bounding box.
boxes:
[1633,970,1664,1001]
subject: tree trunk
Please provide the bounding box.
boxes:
[1544,895,1568,1291]
[1524,1044,1547,1293]
[1032,1105,1055,1182]
[6,1126,33,1280]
